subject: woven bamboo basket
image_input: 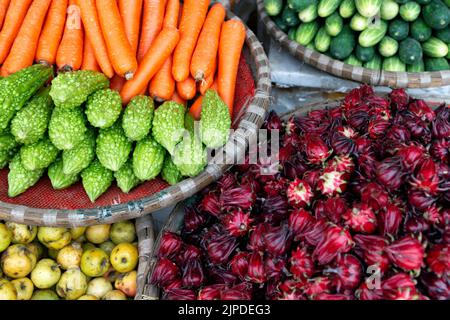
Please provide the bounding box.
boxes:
[135,214,156,300]
[256,0,450,89]
[0,9,271,228]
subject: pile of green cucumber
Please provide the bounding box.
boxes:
[264,0,450,71]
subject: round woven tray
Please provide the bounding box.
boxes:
[256,0,450,89]
[0,10,271,228]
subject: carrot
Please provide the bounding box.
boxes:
[55,0,83,71]
[121,27,180,104]
[118,0,143,55]
[189,80,217,120]
[0,0,10,30]
[96,0,137,79]
[163,0,180,29]
[190,3,225,81]
[149,57,174,101]
[137,0,167,62]
[176,77,196,101]
[171,90,186,106]
[1,0,52,76]
[36,0,68,65]
[0,0,32,64]
[172,0,210,82]
[110,75,126,92]
[148,0,180,102]
[81,34,100,72]
[78,0,114,78]
[218,19,246,115]
[198,57,216,95]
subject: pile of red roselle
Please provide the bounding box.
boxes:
[151,86,450,300]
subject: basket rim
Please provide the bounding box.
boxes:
[0,10,272,228]
[256,0,450,89]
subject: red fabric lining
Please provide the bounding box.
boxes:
[0,55,256,210]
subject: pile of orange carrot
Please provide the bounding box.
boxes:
[0,0,246,119]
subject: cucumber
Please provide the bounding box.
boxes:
[382,56,407,71]
[315,27,332,52]
[388,18,409,40]
[447,44,450,59]
[264,0,284,16]
[355,44,376,61]
[407,60,425,71]
[282,6,301,27]
[295,21,320,45]
[359,20,388,47]
[350,13,370,31]
[288,27,297,40]
[398,38,423,64]
[345,54,364,66]
[355,0,383,17]
[435,28,450,43]
[378,36,399,57]
[423,0,450,30]
[339,0,356,17]
[443,0,450,6]
[325,13,344,36]
[274,15,290,32]
[330,26,356,59]
[410,18,432,42]
[425,57,450,70]
[364,53,382,69]
[380,0,399,20]
[299,3,318,22]
[395,0,408,3]
[306,42,316,50]
[415,0,432,4]
[399,2,421,21]
[288,0,317,10]
[318,0,342,17]
[422,37,449,57]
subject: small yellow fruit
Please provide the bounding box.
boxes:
[85,225,111,244]
[110,221,136,244]
[99,241,115,256]
[78,294,99,300]
[102,289,127,300]
[31,289,59,300]
[56,267,87,300]
[6,222,37,244]
[82,242,97,252]
[0,279,17,300]
[0,223,12,252]
[26,242,45,260]
[70,227,86,240]
[31,259,61,289]
[80,248,110,277]
[11,277,34,300]
[57,242,83,269]
[110,243,138,273]
[115,271,137,298]
[37,227,71,250]
[86,277,113,298]
[1,244,37,278]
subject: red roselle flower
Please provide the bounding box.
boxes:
[404,216,430,234]
[264,223,292,256]
[158,232,183,258]
[229,252,249,280]
[247,223,268,251]
[378,204,403,236]
[355,282,384,300]
[408,99,436,122]
[317,168,349,197]
[385,236,425,271]
[325,254,362,292]
[304,134,332,164]
[219,183,256,210]
[151,258,180,289]
[386,125,411,143]
[303,276,332,298]
[303,219,329,246]
[408,189,437,211]
[389,88,409,111]
[289,247,315,280]
[315,197,347,224]
[329,155,355,173]
[221,283,253,300]
[382,273,417,299]
[265,255,286,280]
[420,273,450,300]
[397,144,426,172]
[198,284,226,300]
[354,235,390,274]
[430,139,450,163]
[302,169,322,190]
[313,225,354,265]
[432,105,450,139]
[182,258,204,288]
[410,158,440,195]
[343,203,377,234]
[423,204,442,224]
[182,244,202,262]
[376,156,406,190]
[358,153,378,179]
[287,179,314,207]
[264,178,288,197]
[184,207,206,232]
[246,252,266,284]
[288,209,315,241]
[201,192,221,217]
[360,182,389,212]
[331,126,358,155]
[368,119,390,139]
[163,289,196,300]
[222,209,253,237]
[426,244,449,277]
[314,293,353,300]
[206,234,238,265]
[218,172,237,191]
